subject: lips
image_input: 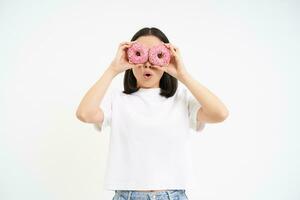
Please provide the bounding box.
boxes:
[143,71,153,78]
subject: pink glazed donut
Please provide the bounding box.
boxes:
[149,44,171,66]
[127,43,148,64]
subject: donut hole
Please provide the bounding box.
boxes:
[157,52,163,59]
[135,51,141,56]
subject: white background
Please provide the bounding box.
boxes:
[1,0,299,200]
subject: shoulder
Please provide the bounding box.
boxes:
[107,87,123,98]
[176,84,188,99]
[100,87,123,106]
[107,87,134,104]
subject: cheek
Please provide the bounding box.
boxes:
[132,69,139,78]
[132,67,143,78]
[155,71,164,80]
[155,67,164,76]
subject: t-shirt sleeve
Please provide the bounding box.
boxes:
[93,87,116,132]
[184,87,206,132]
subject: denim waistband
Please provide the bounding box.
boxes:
[115,189,186,199]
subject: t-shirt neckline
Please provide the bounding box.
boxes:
[135,87,161,96]
[137,87,160,92]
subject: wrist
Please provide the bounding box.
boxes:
[105,66,119,78]
[178,70,191,83]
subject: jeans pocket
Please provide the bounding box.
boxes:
[181,192,189,200]
[172,192,188,200]
[112,192,120,200]
[112,192,128,200]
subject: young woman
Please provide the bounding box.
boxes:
[76,27,229,200]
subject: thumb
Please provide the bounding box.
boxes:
[161,64,168,72]
[151,65,164,72]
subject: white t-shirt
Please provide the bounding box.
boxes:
[95,84,205,191]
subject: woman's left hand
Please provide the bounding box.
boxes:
[152,43,189,81]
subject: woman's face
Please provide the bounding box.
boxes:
[131,35,165,89]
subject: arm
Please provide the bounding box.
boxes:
[75,41,138,124]
[153,43,229,123]
[180,72,229,123]
[75,67,117,123]
[157,43,229,124]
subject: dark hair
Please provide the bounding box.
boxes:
[122,27,178,98]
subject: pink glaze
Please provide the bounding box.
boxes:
[127,43,148,64]
[127,42,171,66]
[149,44,171,66]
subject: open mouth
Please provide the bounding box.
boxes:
[143,72,153,79]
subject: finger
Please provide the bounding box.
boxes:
[128,41,137,47]
[163,43,171,49]
[119,41,128,46]
[129,61,139,67]
[169,46,177,56]
[131,64,141,70]
[169,44,176,51]
[120,44,132,50]
[165,43,177,56]
[122,44,131,48]
[162,63,169,68]
[120,41,136,47]
[170,45,180,57]
[122,42,137,49]
[125,41,137,46]
[173,46,179,53]
[168,43,179,52]
[124,42,134,46]
[160,65,168,73]
[152,65,166,72]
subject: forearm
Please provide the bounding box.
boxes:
[180,72,229,118]
[76,65,118,118]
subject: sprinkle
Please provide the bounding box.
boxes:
[127,42,171,66]
[149,44,171,66]
[127,43,148,64]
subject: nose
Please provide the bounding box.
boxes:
[144,61,152,68]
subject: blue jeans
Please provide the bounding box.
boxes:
[112,189,189,200]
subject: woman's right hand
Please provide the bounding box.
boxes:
[108,41,139,75]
